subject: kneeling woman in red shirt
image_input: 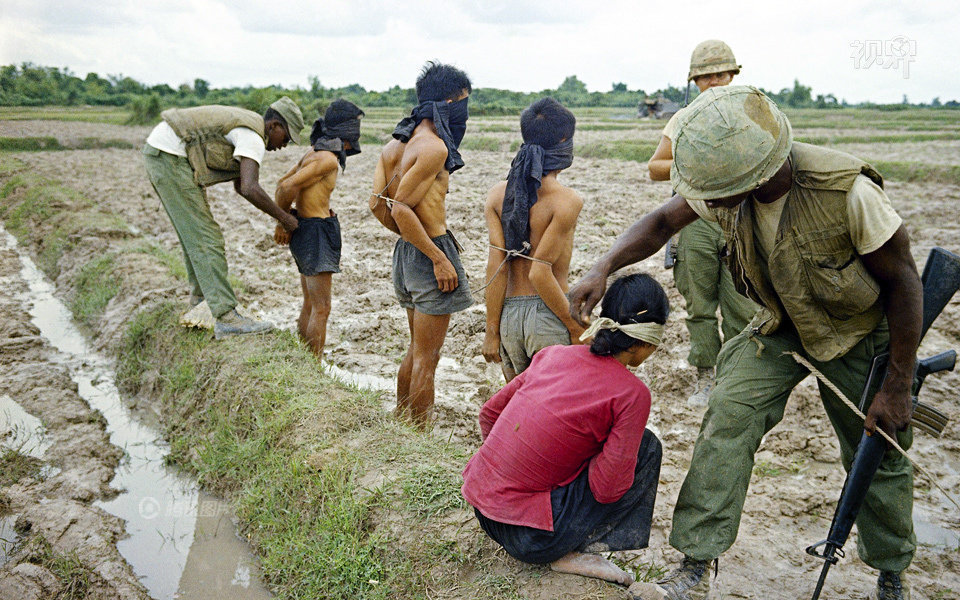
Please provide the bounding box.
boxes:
[462,273,667,587]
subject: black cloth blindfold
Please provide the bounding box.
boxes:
[500,139,575,252]
[311,117,362,170]
[392,98,468,174]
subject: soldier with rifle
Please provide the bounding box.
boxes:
[569,85,921,600]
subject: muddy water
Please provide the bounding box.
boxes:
[2,229,271,600]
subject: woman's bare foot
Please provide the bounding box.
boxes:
[550,552,634,585]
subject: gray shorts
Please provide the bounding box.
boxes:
[499,295,571,374]
[392,232,473,315]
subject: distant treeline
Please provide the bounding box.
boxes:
[2,63,957,117]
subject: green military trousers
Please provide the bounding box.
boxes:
[670,320,916,573]
[674,218,759,368]
[142,144,238,318]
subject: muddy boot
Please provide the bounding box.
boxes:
[687,367,714,407]
[189,294,204,307]
[214,309,273,339]
[873,571,910,600]
[628,557,710,600]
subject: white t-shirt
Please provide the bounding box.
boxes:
[685,174,902,257]
[145,121,266,165]
[661,110,682,141]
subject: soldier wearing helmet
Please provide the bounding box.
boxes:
[573,86,920,600]
[648,40,759,408]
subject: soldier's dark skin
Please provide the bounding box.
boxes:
[230,118,299,232]
[568,159,921,439]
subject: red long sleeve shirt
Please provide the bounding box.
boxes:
[461,344,651,531]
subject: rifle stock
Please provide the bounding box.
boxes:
[806,247,960,600]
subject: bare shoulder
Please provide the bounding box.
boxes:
[407,132,448,165]
[549,185,584,219]
[302,149,338,172]
[485,181,508,211]
[379,138,404,164]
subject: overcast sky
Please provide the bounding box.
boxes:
[1,0,957,104]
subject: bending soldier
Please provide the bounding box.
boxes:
[571,86,920,600]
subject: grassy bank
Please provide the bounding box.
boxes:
[117,302,479,599]
[0,155,539,600]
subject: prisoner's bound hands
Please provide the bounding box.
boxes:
[433,255,458,293]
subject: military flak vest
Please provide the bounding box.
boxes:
[161,105,266,187]
[712,143,887,361]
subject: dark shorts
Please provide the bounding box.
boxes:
[392,232,473,315]
[289,212,341,276]
[474,430,662,565]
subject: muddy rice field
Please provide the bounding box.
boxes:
[1,107,959,599]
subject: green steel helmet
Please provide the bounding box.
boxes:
[269,96,305,144]
[670,85,792,200]
[688,39,741,81]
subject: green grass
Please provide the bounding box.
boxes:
[396,463,467,518]
[577,140,659,163]
[0,105,130,125]
[20,536,95,599]
[796,132,960,145]
[114,304,489,600]
[459,136,507,152]
[871,161,960,185]
[70,254,119,330]
[131,242,187,281]
[0,136,135,151]
[753,460,782,478]
[0,136,63,151]
[0,448,43,485]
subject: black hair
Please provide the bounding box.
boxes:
[415,61,472,103]
[263,107,287,129]
[590,273,669,357]
[520,97,575,148]
[324,98,365,125]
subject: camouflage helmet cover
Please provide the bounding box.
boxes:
[670,85,792,200]
[688,39,741,81]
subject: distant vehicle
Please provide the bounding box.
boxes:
[638,96,681,119]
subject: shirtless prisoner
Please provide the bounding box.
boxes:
[275,99,364,357]
[369,62,473,429]
[482,97,584,381]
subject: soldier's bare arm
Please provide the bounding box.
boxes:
[237,157,298,232]
[570,194,697,325]
[859,225,922,437]
[482,183,508,363]
[529,193,584,341]
[647,134,673,182]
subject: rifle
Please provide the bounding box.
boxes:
[664,237,677,269]
[805,247,960,600]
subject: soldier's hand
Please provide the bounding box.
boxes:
[274,224,291,245]
[482,331,501,363]
[864,387,912,439]
[433,256,458,292]
[569,268,609,327]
